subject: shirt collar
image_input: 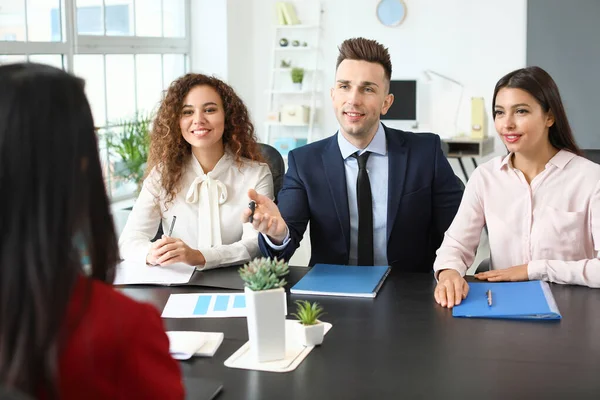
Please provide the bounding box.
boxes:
[337,122,387,160]
[499,149,576,170]
[547,149,576,169]
[499,153,513,170]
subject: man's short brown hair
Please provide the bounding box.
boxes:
[335,37,392,82]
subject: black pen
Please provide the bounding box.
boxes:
[486,289,493,307]
[248,200,256,223]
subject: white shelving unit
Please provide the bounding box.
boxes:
[264,1,323,150]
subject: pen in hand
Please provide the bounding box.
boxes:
[486,289,493,307]
[248,201,256,223]
[166,215,177,237]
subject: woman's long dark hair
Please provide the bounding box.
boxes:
[0,63,120,396]
[492,66,582,156]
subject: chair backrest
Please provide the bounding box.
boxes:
[258,143,285,201]
[455,174,465,191]
[583,149,600,165]
[439,140,450,157]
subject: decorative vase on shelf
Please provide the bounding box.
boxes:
[291,67,304,92]
[238,257,289,362]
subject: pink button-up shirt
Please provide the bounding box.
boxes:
[434,150,600,288]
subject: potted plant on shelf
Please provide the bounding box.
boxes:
[292,300,326,346]
[105,112,152,194]
[291,67,304,91]
[239,257,289,362]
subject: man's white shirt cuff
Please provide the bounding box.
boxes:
[262,227,290,250]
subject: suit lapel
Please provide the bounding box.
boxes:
[385,126,408,240]
[321,135,350,255]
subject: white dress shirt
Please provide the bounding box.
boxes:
[119,150,273,270]
[434,150,600,287]
[266,123,389,266]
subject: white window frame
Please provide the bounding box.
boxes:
[1,0,192,202]
[1,0,191,70]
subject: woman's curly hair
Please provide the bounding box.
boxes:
[145,73,265,205]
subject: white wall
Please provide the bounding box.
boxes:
[189,0,527,266]
[225,0,258,114]
[222,0,528,173]
[190,0,228,79]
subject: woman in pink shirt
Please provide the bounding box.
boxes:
[434,66,600,308]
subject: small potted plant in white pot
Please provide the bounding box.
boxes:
[292,300,326,346]
[239,257,289,362]
[291,67,304,91]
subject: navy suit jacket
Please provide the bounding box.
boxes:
[258,125,463,272]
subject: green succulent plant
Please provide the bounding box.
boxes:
[291,67,304,84]
[292,300,325,326]
[238,257,289,291]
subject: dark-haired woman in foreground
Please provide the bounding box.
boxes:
[434,66,600,308]
[0,63,183,399]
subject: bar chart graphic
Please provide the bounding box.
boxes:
[161,293,247,318]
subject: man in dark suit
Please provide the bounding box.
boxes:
[243,37,463,272]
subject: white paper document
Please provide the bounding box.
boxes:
[113,260,195,285]
[166,331,224,360]
[161,292,248,318]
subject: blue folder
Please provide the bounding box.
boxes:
[290,264,391,298]
[452,281,561,320]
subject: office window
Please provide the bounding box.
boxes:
[1,0,190,200]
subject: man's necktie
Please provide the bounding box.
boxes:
[352,151,374,265]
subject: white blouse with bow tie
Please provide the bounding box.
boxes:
[118,150,274,270]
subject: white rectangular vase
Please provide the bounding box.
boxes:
[245,287,286,362]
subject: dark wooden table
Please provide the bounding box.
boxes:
[119,267,600,400]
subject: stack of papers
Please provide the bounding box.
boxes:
[113,260,195,285]
[166,331,224,360]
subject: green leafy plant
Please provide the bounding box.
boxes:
[292,300,325,326]
[105,112,152,193]
[291,67,304,84]
[239,257,289,291]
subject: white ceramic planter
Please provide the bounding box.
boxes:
[244,287,286,362]
[294,320,325,346]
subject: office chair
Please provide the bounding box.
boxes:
[474,257,490,274]
[583,149,600,165]
[258,143,285,202]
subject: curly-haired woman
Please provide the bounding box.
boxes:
[119,73,273,270]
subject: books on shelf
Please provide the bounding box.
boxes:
[452,281,562,320]
[276,2,301,25]
[290,264,391,298]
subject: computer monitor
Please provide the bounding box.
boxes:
[380,79,418,129]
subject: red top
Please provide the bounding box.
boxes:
[55,276,184,399]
